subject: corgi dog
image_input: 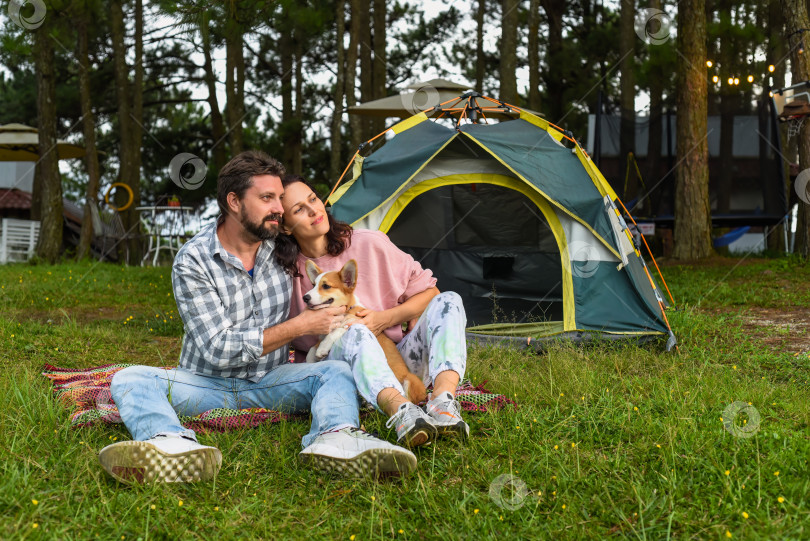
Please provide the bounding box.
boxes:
[302,259,427,404]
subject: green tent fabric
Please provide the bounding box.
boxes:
[460,121,617,249]
[329,93,677,351]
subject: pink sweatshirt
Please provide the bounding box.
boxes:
[288,229,437,360]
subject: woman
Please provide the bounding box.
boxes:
[275,175,469,448]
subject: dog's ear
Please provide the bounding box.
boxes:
[340,259,358,291]
[305,260,322,284]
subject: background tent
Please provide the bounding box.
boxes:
[0,123,86,161]
[328,93,677,351]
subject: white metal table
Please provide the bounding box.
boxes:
[136,206,194,266]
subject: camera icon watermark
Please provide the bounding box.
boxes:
[169,153,207,190]
[634,8,671,45]
[722,401,761,439]
[565,240,601,279]
[403,84,440,116]
[795,169,810,205]
[8,0,46,30]
[489,474,532,511]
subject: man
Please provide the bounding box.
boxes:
[99,151,416,483]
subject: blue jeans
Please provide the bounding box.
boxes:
[110,360,360,449]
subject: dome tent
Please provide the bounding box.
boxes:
[328,93,677,351]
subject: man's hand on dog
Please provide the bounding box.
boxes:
[352,309,393,336]
[295,305,347,335]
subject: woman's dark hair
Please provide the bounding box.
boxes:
[274,174,353,277]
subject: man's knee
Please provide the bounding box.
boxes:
[110,366,155,396]
[315,359,353,379]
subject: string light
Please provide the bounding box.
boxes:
[733,77,740,85]
[747,75,754,83]
[712,75,719,83]
[727,77,734,85]
[768,65,775,73]
[706,60,713,68]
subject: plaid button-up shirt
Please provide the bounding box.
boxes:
[171,221,292,381]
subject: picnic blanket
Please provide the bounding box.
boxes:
[42,363,516,433]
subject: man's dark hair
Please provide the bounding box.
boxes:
[217,151,286,216]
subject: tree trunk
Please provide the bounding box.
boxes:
[370,0,386,137]
[110,0,134,262]
[359,3,372,141]
[717,92,736,214]
[346,0,363,150]
[620,0,637,200]
[646,0,664,210]
[330,0,347,182]
[475,0,485,92]
[126,0,144,262]
[225,8,244,155]
[769,0,787,252]
[782,0,810,256]
[33,19,62,262]
[76,15,101,261]
[201,11,227,174]
[673,0,713,260]
[527,0,541,111]
[280,28,294,169]
[541,0,566,123]
[499,0,519,104]
[292,36,303,174]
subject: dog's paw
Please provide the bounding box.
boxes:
[306,348,319,363]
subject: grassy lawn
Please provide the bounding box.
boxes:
[1,256,809,540]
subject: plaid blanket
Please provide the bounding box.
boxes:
[42,363,516,433]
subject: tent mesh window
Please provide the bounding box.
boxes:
[387,184,563,326]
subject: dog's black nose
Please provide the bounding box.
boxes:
[302,294,311,303]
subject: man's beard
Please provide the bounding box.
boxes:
[240,207,281,241]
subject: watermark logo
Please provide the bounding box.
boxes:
[8,0,46,30]
[722,401,761,439]
[634,8,671,45]
[565,241,601,279]
[795,169,810,205]
[489,474,532,511]
[169,153,206,190]
[404,84,440,116]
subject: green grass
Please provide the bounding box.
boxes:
[1,257,809,539]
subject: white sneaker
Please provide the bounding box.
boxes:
[299,427,417,479]
[425,392,470,439]
[99,434,222,484]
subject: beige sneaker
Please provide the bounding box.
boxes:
[385,402,438,447]
[99,434,222,484]
[299,427,417,479]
